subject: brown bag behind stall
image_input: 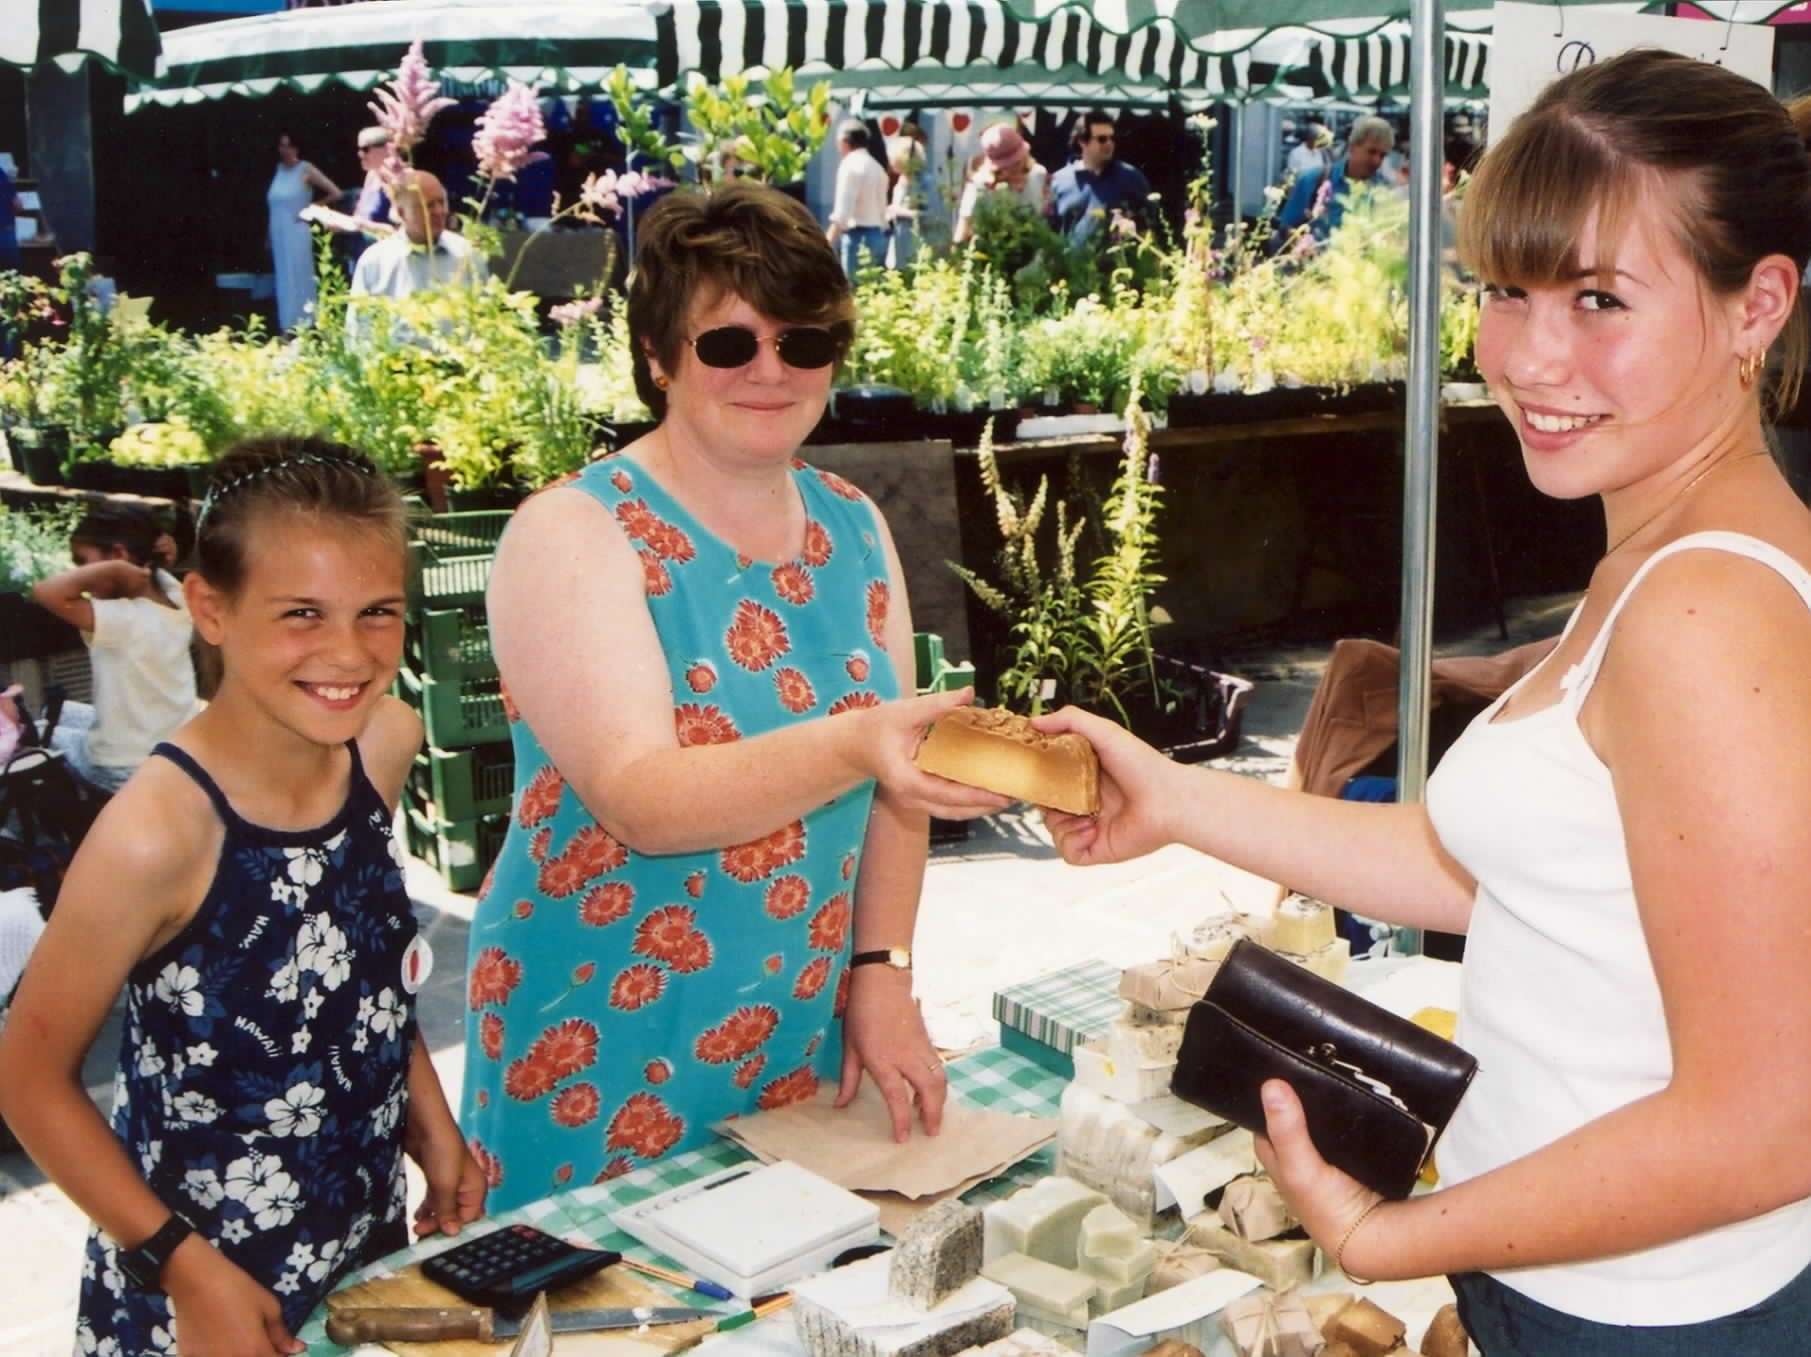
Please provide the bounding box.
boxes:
[1170,940,1477,1199]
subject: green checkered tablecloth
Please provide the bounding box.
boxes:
[298,1045,1066,1353]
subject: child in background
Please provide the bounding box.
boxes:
[0,438,484,1355]
[29,505,199,794]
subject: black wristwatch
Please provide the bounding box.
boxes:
[117,1211,197,1290]
[849,946,912,971]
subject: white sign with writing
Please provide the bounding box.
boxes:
[1489,1,1776,139]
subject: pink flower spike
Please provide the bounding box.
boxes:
[579,171,621,217]
[616,171,673,200]
[368,40,455,156]
[473,81,547,184]
[550,297,605,326]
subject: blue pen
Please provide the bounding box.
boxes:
[618,1256,736,1301]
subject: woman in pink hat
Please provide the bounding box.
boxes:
[953,122,1049,243]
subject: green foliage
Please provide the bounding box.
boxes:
[0,500,83,594]
[1019,292,1182,414]
[605,65,831,186]
[108,421,207,468]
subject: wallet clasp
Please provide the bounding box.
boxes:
[1306,1042,1410,1112]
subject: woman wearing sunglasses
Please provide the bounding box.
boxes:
[462,181,1009,1204]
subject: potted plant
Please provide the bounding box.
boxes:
[104,421,210,501]
[0,501,85,663]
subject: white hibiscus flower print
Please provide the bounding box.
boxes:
[264,1082,326,1138]
[303,991,324,1020]
[389,831,408,870]
[270,878,306,909]
[297,912,354,990]
[285,1240,316,1272]
[306,1238,343,1283]
[221,1155,302,1231]
[82,1252,96,1280]
[283,846,326,886]
[149,1325,178,1354]
[218,1217,250,1244]
[183,1168,225,1210]
[351,1026,369,1054]
[153,963,205,1016]
[369,1094,402,1141]
[138,1139,162,1178]
[186,1042,217,1068]
[272,1270,301,1296]
[77,1321,123,1356]
[369,988,405,1041]
[172,1091,221,1125]
[292,1028,312,1054]
[267,958,300,1004]
[97,1248,125,1300]
[136,1041,165,1079]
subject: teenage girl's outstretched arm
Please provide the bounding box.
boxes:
[0,764,305,1356]
[356,697,487,1237]
[487,485,1010,857]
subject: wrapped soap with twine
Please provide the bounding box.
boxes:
[1145,1238,1221,1294]
[1219,1287,1320,1357]
[1217,1175,1299,1243]
[1117,923,1246,1012]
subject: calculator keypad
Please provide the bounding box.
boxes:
[423,1224,618,1312]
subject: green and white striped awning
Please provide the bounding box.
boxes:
[5,0,162,82]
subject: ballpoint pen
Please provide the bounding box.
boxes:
[616,1257,736,1302]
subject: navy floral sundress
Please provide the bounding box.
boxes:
[77,742,418,1356]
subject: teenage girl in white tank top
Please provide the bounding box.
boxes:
[1033,49,1811,1354]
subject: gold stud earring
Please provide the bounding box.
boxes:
[1738,351,1763,391]
[653,374,670,391]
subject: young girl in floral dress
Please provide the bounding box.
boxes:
[0,438,484,1356]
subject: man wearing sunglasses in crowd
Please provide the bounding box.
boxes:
[1049,110,1152,247]
[462,182,1008,1204]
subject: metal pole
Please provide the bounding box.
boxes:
[1393,0,1445,957]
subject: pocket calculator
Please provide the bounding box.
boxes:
[421,1223,620,1315]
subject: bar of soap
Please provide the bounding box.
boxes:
[1269,896,1335,955]
[981,1252,1098,1329]
[1122,1001,1190,1029]
[1105,1017,1186,1067]
[793,1260,1016,1357]
[1090,1275,1148,1317]
[1142,1344,1204,1357]
[1117,958,1218,1012]
[1076,1204,1156,1287]
[1185,914,1254,962]
[1146,1239,1220,1294]
[1325,1298,1407,1357]
[1216,1176,1297,1243]
[1420,1303,1469,1357]
[983,1177,1106,1268]
[1278,935,1350,985]
[960,1328,1075,1357]
[915,706,1100,815]
[1073,1040,1175,1105]
[1185,1221,1318,1293]
[1057,1083,1230,1229]
[890,1200,986,1310]
[1303,1291,1356,1337]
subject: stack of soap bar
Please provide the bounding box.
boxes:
[793,1257,1016,1357]
[980,1252,1097,1330]
[1057,1083,1230,1229]
[1185,1220,1318,1293]
[1122,1000,1190,1030]
[1284,935,1351,985]
[1215,1176,1297,1242]
[1324,1299,1407,1357]
[1117,957,1218,1013]
[958,1327,1076,1357]
[1105,1016,1186,1067]
[1072,1039,1174,1105]
[890,1201,985,1310]
[1184,914,1254,962]
[1267,896,1335,955]
[1074,1204,1154,1315]
[1146,1240,1220,1294]
[983,1176,1106,1267]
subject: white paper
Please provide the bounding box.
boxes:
[1489,2,1774,137]
[795,1254,1013,1332]
[1345,955,1463,1023]
[1084,1269,1263,1357]
[1152,1130,1257,1214]
[1127,1096,1226,1139]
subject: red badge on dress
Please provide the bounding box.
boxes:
[401,934,434,995]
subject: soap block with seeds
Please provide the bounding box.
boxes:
[890,1200,985,1310]
[1185,1220,1318,1294]
[981,1252,1097,1330]
[1104,1016,1186,1067]
[793,1257,1015,1357]
[983,1176,1105,1268]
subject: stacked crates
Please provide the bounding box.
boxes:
[397,511,514,891]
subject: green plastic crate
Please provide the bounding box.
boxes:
[914,631,975,694]
[412,509,512,559]
[397,664,510,748]
[406,510,510,609]
[404,604,496,682]
[403,799,509,893]
[409,744,515,822]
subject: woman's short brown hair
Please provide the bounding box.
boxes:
[627,181,856,419]
[1460,48,1811,414]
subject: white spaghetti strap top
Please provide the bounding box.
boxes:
[1426,531,1811,1326]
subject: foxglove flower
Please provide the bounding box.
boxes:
[473,82,546,183]
[367,40,454,156]
[550,297,604,326]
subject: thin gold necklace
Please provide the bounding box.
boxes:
[1605,451,1766,556]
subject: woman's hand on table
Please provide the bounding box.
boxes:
[1253,1078,1392,1281]
[836,965,947,1143]
[855,687,1013,820]
[406,1118,488,1237]
[1032,707,1178,866]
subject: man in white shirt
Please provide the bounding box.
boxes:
[824,120,889,279]
[349,170,487,303]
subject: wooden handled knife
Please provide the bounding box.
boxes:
[325,1303,720,1344]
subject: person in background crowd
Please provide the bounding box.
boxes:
[826,120,890,278]
[952,123,1049,245]
[0,158,20,273]
[885,135,925,269]
[27,506,196,796]
[1276,114,1394,245]
[1048,110,1151,246]
[326,127,397,279]
[349,170,487,314]
[1041,48,1811,1355]
[460,181,1007,1207]
[266,132,341,332]
[1286,121,1334,179]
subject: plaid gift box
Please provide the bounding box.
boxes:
[993,959,1124,1078]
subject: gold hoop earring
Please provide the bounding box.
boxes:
[1738,351,1763,391]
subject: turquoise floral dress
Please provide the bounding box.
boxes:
[460,455,900,1209]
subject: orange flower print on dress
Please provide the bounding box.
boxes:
[641,549,673,598]
[841,852,857,881]
[478,862,498,902]
[568,825,629,879]
[615,498,660,541]
[733,1054,767,1089]
[479,1012,505,1060]
[606,1092,685,1159]
[513,900,535,920]
[517,766,564,828]
[808,893,851,952]
[632,904,701,966]
[536,854,588,900]
[501,681,522,724]
[684,870,706,899]
[827,691,881,716]
[758,1065,822,1110]
[684,661,717,695]
[804,1033,822,1058]
[834,965,851,1018]
[794,955,833,1000]
[644,520,696,564]
[774,667,817,714]
[694,1004,781,1064]
[845,653,869,683]
[765,954,783,975]
[550,1082,601,1128]
[610,963,666,1011]
[469,947,523,1009]
[764,875,810,920]
[579,881,634,927]
[772,562,815,606]
[555,1163,574,1185]
[530,827,552,864]
[529,1018,599,1079]
[596,1157,634,1183]
[469,1139,504,1190]
[572,962,596,986]
[675,703,741,747]
[865,579,890,649]
[802,520,833,567]
[668,929,714,974]
[725,600,791,672]
[816,468,865,501]
[504,1054,558,1102]
[610,467,634,494]
[645,1058,672,1086]
[720,820,806,884]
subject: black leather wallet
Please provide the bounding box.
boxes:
[1170,938,1478,1199]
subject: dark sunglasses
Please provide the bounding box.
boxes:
[688,324,846,371]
